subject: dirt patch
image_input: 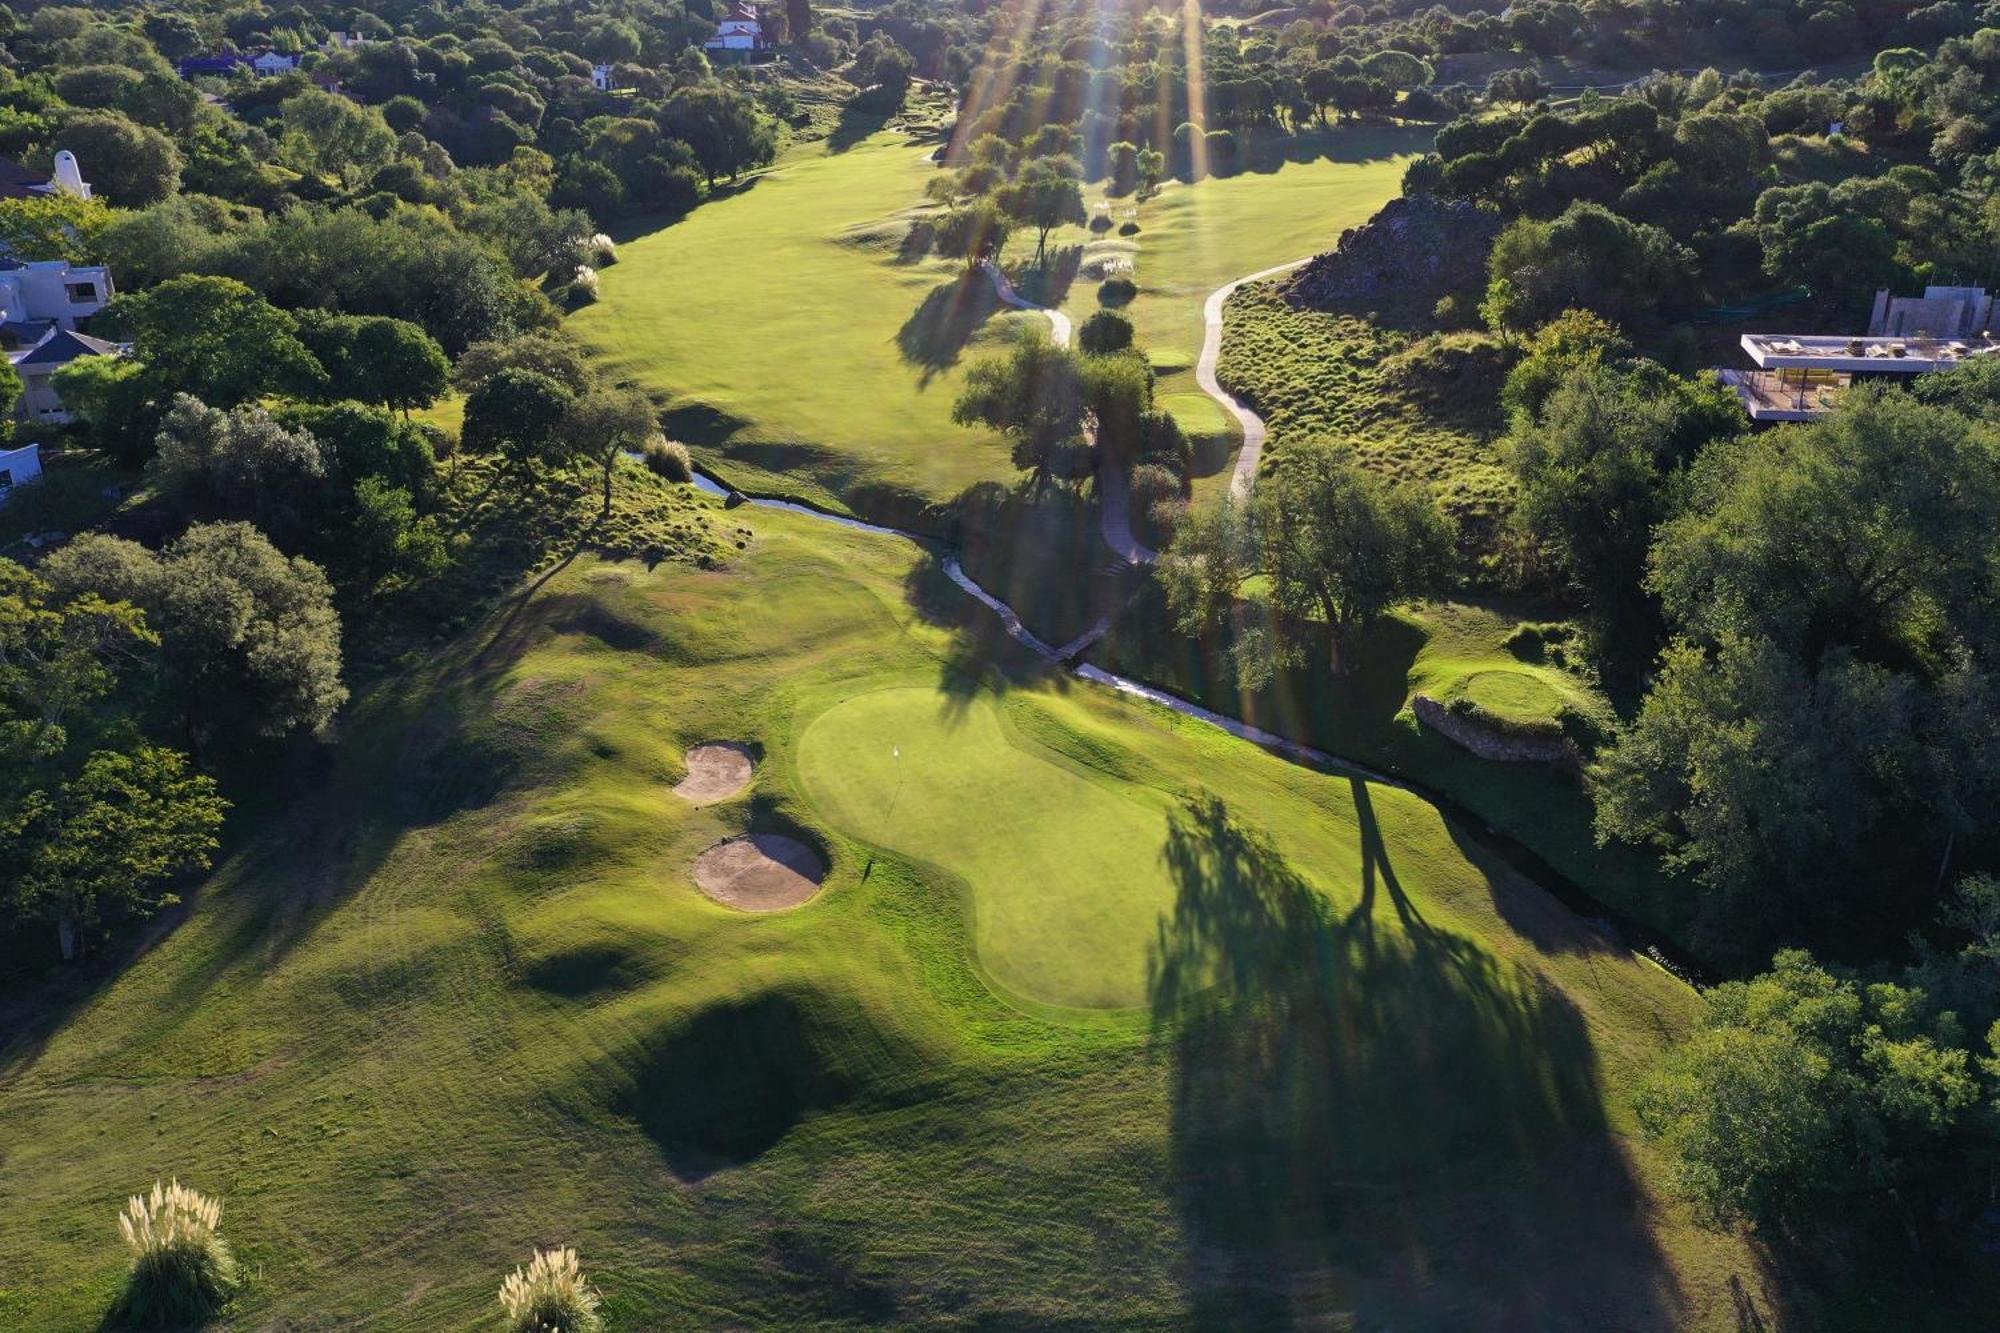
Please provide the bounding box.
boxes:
[673,742,755,804]
[692,834,825,912]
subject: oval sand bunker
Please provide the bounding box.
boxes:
[673,742,755,804]
[692,834,825,911]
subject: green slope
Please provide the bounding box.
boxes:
[0,494,1773,1329]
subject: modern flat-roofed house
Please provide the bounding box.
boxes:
[1716,285,2000,421]
[0,257,113,332]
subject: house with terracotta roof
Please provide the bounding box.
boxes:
[704,3,769,55]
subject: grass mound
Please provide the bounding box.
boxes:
[617,989,889,1176]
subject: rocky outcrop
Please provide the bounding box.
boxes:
[1281,197,1501,315]
[1412,694,1578,768]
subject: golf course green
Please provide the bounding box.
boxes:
[799,684,1182,1010]
[0,491,1770,1326]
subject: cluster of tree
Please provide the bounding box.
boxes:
[952,309,1188,496]
[0,520,350,960]
[0,0,786,368]
[933,6,1442,188]
[1639,912,2000,1277]
[1157,438,1452,686]
[1413,44,2000,328]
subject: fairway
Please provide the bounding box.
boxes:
[799,685,1178,1010]
[571,132,1032,512]
[572,125,1428,512]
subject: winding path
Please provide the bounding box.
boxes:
[1195,257,1315,499]
[980,261,1155,566]
[691,471,1375,779]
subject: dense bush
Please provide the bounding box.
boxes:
[643,436,694,482]
[1097,276,1137,307]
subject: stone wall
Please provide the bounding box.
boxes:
[1412,694,1578,768]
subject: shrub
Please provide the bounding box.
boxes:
[1088,210,1113,233]
[1132,462,1188,542]
[1077,309,1134,355]
[499,1246,603,1333]
[1118,220,1140,236]
[642,435,693,482]
[1098,276,1137,307]
[112,1180,237,1327]
[586,233,618,267]
[567,265,601,307]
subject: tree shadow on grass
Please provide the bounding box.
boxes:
[1149,794,1685,1329]
[896,272,1003,384]
[898,544,1064,726]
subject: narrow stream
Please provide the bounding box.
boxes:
[686,468,1707,986]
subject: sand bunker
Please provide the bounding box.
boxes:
[692,834,825,911]
[673,742,755,804]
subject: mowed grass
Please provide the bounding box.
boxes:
[572,125,1425,514]
[799,685,1180,1011]
[0,496,1776,1328]
[570,131,1033,515]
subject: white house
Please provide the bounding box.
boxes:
[592,62,618,91]
[704,3,768,54]
[0,258,113,334]
[252,51,301,76]
[0,441,42,502]
[0,150,91,203]
[324,30,372,51]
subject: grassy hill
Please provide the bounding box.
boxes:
[0,486,1776,1328]
[571,126,1425,518]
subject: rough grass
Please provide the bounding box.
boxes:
[0,499,1778,1329]
[1216,280,1513,526]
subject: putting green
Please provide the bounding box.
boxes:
[1460,669,1567,724]
[796,685,1175,1011]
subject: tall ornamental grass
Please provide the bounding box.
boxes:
[499,1246,603,1333]
[113,1179,237,1326]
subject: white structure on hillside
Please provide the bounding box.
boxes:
[252,51,301,76]
[0,258,113,333]
[0,150,91,203]
[1716,286,2000,422]
[705,2,768,54]
[0,441,41,502]
[592,62,618,91]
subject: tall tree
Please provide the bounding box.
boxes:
[998,154,1086,265]
[2,744,225,959]
[561,387,658,515]
[1252,438,1453,674]
[952,335,1086,491]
